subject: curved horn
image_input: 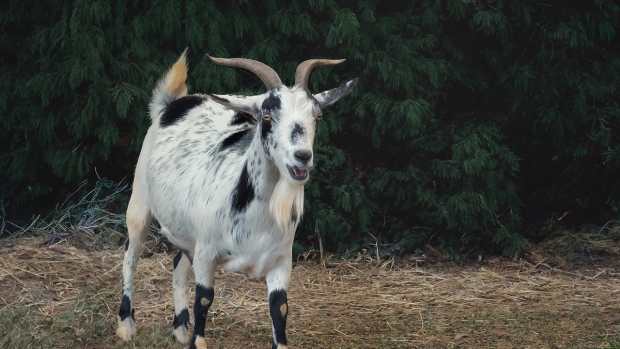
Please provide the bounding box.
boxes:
[294,58,346,90]
[207,55,282,90]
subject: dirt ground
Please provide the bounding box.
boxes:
[0,236,619,349]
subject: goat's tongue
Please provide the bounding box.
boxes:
[294,168,305,177]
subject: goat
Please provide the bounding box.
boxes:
[116,49,356,349]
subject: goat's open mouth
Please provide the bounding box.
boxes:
[287,165,309,181]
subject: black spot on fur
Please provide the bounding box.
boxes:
[262,92,281,112]
[173,251,183,269]
[221,129,250,151]
[232,163,254,212]
[173,308,190,329]
[269,289,288,346]
[230,112,255,125]
[124,240,129,251]
[291,123,304,144]
[119,294,135,321]
[192,285,214,342]
[160,95,204,127]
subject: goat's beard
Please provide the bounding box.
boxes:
[269,177,304,233]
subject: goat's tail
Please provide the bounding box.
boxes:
[149,48,189,122]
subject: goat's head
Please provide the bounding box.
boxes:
[208,56,357,184]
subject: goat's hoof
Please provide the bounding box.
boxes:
[192,335,208,349]
[116,317,136,341]
[173,325,191,345]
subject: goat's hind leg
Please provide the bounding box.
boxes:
[116,189,151,341]
[172,250,192,344]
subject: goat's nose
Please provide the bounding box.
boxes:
[294,150,312,164]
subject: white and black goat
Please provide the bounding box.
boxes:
[116,50,356,349]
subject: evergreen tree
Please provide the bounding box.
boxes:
[1,0,618,255]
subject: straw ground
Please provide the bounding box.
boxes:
[1,233,619,349]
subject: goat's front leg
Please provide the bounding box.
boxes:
[189,243,216,349]
[266,256,292,349]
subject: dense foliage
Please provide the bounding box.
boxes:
[1,0,618,255]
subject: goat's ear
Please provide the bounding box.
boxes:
[208,94,259,116]
[313,78,358,109]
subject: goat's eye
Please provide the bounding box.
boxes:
[262,112,272,122]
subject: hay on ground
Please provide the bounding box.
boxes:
[0,236,619,348]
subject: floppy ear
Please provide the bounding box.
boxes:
[208,94,260,116]
[313,78,358,108]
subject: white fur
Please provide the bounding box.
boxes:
[141,90,308,278]
[119,51,356,345]
[270,178,304,233]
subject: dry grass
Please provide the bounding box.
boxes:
[1,235,619,349]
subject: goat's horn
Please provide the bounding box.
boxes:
[295,58,346,90]
[207,55,282,90]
